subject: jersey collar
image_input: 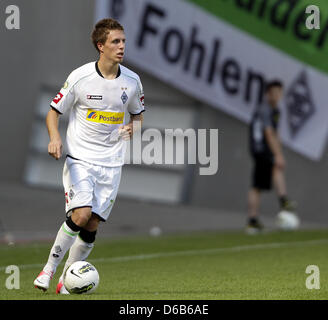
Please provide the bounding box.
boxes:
[95,61,121,79]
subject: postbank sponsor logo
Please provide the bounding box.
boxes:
[86,109,124,124]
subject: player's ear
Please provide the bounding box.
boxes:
[97,42,104,54]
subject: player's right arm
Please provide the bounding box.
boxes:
[46,108,63,160]
[264,127,285,169]
[47,68,80,159]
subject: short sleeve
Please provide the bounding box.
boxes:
[50,75,75,114]
[259,105,273,129]
[128,78,145,115]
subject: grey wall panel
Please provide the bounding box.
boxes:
[0,0,95,181]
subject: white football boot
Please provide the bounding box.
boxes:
[56,276,70,295]
[34,270,53,291]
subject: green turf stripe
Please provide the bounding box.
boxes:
[2,237,327,272]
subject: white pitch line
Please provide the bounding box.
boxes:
[0,238,327,272]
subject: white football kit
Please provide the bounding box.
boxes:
[50,61,145,221]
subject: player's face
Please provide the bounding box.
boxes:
[266,87,283,107]
[100,29,126,63]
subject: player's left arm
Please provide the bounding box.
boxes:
[119,77,145,140]
[119,113,143,140]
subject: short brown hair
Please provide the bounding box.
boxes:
[265,80,283,93]
[91,18,124,52]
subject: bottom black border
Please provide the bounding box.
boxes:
[0,300,326,318]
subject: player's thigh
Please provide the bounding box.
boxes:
[63,157,94,219]
[92,166,122,222]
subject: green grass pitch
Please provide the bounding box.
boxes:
[0,229,328,300]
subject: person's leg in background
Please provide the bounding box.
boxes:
[246,155,275,234]
[273,166,296,211]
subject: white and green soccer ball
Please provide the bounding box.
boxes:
[64,261,99,294]
[276,210,300,231]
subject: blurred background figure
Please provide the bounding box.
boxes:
[247,81,296,234]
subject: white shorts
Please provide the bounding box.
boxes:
[63,156,122,221]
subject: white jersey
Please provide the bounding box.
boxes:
[50,61,145,167]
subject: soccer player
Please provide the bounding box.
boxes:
[246,80,295,234]
[33,18,145,293]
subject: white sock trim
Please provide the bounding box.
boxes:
[61,222,79,237]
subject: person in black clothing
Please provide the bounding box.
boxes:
[246,80,296,234]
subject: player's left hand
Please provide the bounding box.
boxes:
[118,125,132,140]
[274,153,286,170]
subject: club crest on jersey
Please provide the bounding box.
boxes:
[69,189,75,200]
[86,109,124,124]
[121,91,128,104]
[87,95,102,100]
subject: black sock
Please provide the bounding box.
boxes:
[79,228,97,243]
[279,196,288,208]
[249,217,258,224]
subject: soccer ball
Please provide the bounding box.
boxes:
[276,210,300,231]
[64,261,99,294]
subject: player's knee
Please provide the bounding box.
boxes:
[84,214,101,232]
[71,207,92,227]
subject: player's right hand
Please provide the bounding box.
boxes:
[48,139,63,160]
